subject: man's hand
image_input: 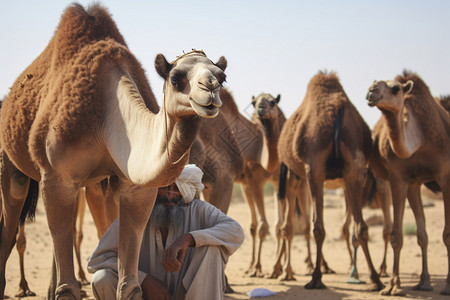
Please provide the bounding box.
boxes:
[141,274,170,300]
[162,233,195,272]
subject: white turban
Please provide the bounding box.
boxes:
[175,164,205,203]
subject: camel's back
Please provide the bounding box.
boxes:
[0,4,157,176]
[279,72,371,174]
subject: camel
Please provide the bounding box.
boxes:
[270,165,392,281]
[276,71,384,290]
[0,3,227,300]
[190,90,286,277]
[366,71,450,296]
[238,93,286,277]
[437,95,450,113]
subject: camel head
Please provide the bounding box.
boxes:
[366,79,414,112]
[155,50,227,119]
[252,93,281,121]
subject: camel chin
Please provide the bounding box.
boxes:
[189,100,220,118]
[366,94,383,107]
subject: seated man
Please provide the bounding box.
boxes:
[87,164,244,300]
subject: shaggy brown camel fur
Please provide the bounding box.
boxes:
[276,71,383,290]
[366,71,450,296]
[0,3,227,300]
[437,95,450,113]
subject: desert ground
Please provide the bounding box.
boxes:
[4,185,449,300]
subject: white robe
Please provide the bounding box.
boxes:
[87,199,244,300]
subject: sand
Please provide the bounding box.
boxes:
[4,188,449,300]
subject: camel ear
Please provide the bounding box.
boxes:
[403,80,414,95]
[155,54,172,79]
[251,96,256,107]
[275,94,281,103]
[215,56,227,71]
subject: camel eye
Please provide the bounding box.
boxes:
[269,101,275,107]
[391,85,400,95]
[170,76,178,86]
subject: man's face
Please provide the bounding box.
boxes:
[157,183,182,207]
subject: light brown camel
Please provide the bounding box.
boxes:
[366,71,450,296]
[189,90,286,279]
[0,3,227,300]
[239,93,286,277]
[276,71,383,290]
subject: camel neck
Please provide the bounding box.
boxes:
[105,73,200,187]
[382,102,423,159]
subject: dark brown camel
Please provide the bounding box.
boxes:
[276,71,383,290]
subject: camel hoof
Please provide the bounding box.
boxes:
[413,280,433,291]
[367,282,384,292]
[305,278,326,289]
[281,273,296,281]
[321,266,336,274]
[16,288,37,297]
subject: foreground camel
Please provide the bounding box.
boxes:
[366,71,450,296]
[0,4,227,300]
[276,71,383,290]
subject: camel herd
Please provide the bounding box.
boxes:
[0,3,449,300]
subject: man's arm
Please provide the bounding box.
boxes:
[188,200,245,257]
[161,233,194,272]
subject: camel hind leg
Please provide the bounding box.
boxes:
[15,224,36,297]
[440,180,450,295]
[345,178,383,291]
[0,151,35,299]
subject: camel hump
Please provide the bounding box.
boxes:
[219,88,240,116]
[54,3,127,56]
[308,70,343,94]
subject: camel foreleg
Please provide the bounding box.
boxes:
[407,183,432,291]
[15,224,36,297]
[381,181,407,296]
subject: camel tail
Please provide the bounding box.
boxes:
[19,179,39,225]
[278,162,288,200]
[365,169,377,207]
[326,107,344,179]
[424,181,441,194]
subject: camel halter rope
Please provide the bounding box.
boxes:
[163,50,208,165]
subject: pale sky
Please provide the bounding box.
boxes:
[1,1,449,128]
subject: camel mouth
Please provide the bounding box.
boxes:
[257,107,268,117]
[189,99,220,118]
[366,93,383,107]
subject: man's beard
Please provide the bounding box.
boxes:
[149,196,184,229]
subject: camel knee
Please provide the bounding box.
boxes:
[416,230,428,248]
[16,232,26,255]
[250,223,257,238]
[258,221,269,240]
[313,226,325,243]
[390,231,403,250]
[355,223,369,243]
